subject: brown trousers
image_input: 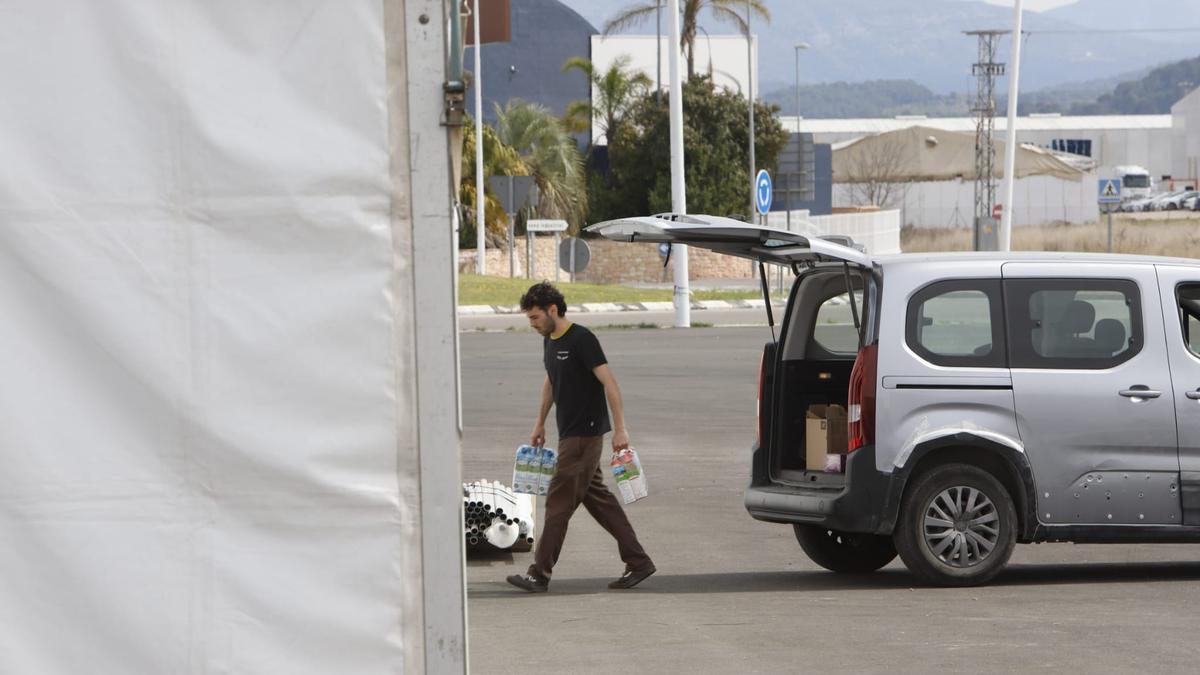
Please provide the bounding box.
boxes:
[528,434,652,581]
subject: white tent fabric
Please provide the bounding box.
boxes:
[832,125,1092,183]
[0,2,411,672]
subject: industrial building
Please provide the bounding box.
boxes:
[783,113,1176,228]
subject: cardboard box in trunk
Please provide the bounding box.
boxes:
[805,404,848,471]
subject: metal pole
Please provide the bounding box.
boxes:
[999,0,1025,252]
[794,45,801,124]
[656,0,662,104]
[784,171,791,231]
[506,180,515,277]
[746,0,755,220]
[525,230,532,279]
[668,0,690,327]
[570,237,577,284]
[1107,205,1113,253]
[473,0,486,275]
[554,232,560,282]
[397,0,466,666]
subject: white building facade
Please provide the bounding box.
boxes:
[1172,89,1200,185]
[589,34,757,145]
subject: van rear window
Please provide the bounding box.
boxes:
[813,291,863,355]
[906,280,1006,368]
[1004,278,1141,370]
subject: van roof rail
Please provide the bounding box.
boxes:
[816,234,865,252]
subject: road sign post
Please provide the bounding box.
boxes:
[755,169,773,215]
[524,219,567,281]
[1098,178,1122,253]
[487,175,535,277]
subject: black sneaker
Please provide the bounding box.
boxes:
[506,574,548,593]
[608,564,656,589]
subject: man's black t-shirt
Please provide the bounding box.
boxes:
[544,323,611,438]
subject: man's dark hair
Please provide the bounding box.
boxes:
[520,281,567,316]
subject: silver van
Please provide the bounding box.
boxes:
[590,213,1200,586]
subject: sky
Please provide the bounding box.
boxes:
[983,0,1077,10]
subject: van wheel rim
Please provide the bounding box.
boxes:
[923,486,999,568]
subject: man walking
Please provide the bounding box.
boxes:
[506,281,655,592]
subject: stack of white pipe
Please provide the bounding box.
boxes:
[463,480,536,551]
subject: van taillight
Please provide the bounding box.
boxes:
[847,343,877,452]
[756,350,765,446]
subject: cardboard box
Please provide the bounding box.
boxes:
[805,404,848,471]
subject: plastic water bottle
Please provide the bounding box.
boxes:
[513,445,535,493]
[538,447,557,495]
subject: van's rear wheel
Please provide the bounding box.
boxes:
[793,525,897,573]
[894,463,1017,587]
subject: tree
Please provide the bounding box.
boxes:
[562,55,652,148]
[494,100,588,230]
[841,133,912,209]
[603,0,769,80]
[591,76,789,224]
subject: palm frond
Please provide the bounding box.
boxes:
[602,4,660,35]
[561,56,595,78]
[707,6,748,36]
[708,0,770,22]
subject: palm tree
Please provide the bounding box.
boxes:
[562,55,653,148]
[461,116,526,245]
[603,0,770,80]
[493,100,588,230]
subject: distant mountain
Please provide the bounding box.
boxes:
[1043,0,1200,31]
[758,56,1195,119]
[762,80,967,118]
[562,0,1200,94]
[1068,54,1200,114]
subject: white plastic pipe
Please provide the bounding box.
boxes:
[999,0,1024,252]
[484,521,519,549]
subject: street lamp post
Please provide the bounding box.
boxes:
[746,0,755,222]
[794,42,809,128]
[473,0,486,275]
[656,0,662,103]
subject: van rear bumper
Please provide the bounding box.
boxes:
[744,444,893,534]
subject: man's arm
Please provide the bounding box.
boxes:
[531,375,553,447]
[593,363,630,452]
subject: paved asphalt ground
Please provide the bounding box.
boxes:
[462,326,1200,674]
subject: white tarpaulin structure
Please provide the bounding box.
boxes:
[832,125,1092,182]
[0,1,464,672]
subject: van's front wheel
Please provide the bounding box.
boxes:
[793,525,897,573]
[894,463,1017,587]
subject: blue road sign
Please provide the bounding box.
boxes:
[755,169,772,214]
[1098,178,1122,204]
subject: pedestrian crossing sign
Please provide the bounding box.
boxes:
[1098,178,1122,204]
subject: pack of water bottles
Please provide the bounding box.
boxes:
[610,448,648,505]
[512,445,557,495]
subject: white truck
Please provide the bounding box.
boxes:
[1113,165,1153,201]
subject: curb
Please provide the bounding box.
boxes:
[458,299,785,316]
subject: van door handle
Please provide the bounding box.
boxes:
[1186,390,1200,400]
[1119,386,1162,399]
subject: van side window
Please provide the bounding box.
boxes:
[812,291,864,355]
[905,280,1005,368]
[1005,278,1140,369]
[1177,284,1200,356]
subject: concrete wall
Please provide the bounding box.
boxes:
[460,237,760,284]
[459,210,901,285]
[832,174,1102,229]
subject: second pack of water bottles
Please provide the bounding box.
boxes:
[512,445,557,495]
